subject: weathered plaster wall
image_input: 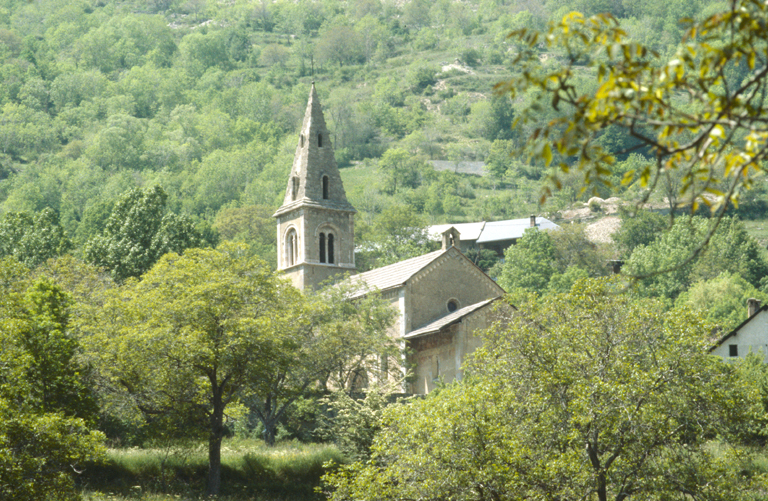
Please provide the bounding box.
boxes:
[407,305,502,394]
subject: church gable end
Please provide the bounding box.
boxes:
[406,247,504,331]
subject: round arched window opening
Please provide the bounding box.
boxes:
[447,299,459,313]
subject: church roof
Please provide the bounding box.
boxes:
[274,83,355,218]
[403,297,499,339]
[346,249,447,297]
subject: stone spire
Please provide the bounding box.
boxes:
[274,83,355,217]
[273,83,357,290]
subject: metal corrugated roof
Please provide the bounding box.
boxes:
[428,222,486,241]
[346,249,447,298]
[476,217,560,244]
[403,298,499,339]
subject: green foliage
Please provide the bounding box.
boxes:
[498,228,557,292]
[612,208,667,258]
[355,204,435,271]
[0,264,104,501]
[0,208,72,268]
[84,186,205,282]
[501,1,768,232]
[213,205,277,267]
[318,383,397,461]
[499,223,608,294]
[3,279,98,422]
[625,216,768,299]
[92,245,288,495]
[0,399,105,501]
[676,272,768,332]
[325,279,768,501]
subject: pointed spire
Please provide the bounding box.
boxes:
[274,84,355,216]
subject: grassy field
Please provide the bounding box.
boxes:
[79,439,345,501]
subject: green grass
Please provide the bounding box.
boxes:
[79,439,345,501]
[742,220,768,247]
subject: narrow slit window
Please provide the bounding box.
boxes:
[327,233,334,264]
[318,133,323,147]
[319,233,326,263]
[300,134,304,147]
[291,177,299,201]
[322,175,329,199]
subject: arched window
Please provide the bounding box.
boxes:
[318,133,323,147]
[322,175,329,199]
[286,229,298,267]
[319,233,326,263]
[327,233,334,264]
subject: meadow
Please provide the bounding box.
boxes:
[79,439,344,501]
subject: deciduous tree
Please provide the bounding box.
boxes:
[499,0,768,271]
[92,246,287,496]
[325,279,767,501]
[0,208,72,268]
[84,186,205,282]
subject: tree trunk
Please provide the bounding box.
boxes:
[206,382,225,496]
[263,421,277,446]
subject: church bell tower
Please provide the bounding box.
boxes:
[273,83,356,290]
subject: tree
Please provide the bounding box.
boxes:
[0,262,104,501]
[498,228,557,292]
[243,278,398,447]
[325,279,767,501]
[316,22,365,67]
[0,208,72,268]
[84,186,205,282]
[499,1,768,268]
[625,216,768,299]
[676,272,768,332]
[377,148,422,194]
[612,208,667,258]
[0,279,98,422]
[92,246,289,496]
[0,400,105,501]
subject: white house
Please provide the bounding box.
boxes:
[711,299,768,361]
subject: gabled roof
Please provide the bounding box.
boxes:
[427,217,560,245]
[710,304,768,351]
[347,249,446,298]
[476,217,560,244]
[403,297,499,340]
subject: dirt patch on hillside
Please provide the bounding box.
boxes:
[585,217,621,244]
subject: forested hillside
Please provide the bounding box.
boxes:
[0,0,745,272]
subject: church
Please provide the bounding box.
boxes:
[273,84,508,395]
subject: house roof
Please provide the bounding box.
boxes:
[346,249,447,298]
[427,217,560,245]
[403,297,499,340]
[476,217,560,244]
[709,304,768,351]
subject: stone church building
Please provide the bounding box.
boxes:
[274,85,507,394]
